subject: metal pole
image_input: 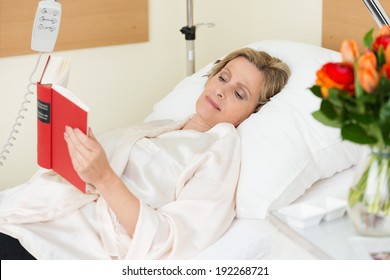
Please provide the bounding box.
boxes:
[362,0,390,26]
[187,0,193,27]
[186,41,195,75]
[181,0,196,75]
[186,0,195,75]
[180,0,214,75]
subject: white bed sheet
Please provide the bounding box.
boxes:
[192,218,274,260]
[193,166,356,260]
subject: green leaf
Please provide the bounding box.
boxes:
[341,123,377,144]
[344,102,359,113]
[328,88,343,107]
[339,91,358,111]
[320,100,338,119]
[355,79,366,98]
[379,121,390,145]
[363,28,375,49]
[349,112,375,124]
[309,85,322,98]
[377,46,386,67]
[312,111,341,128]
[339,90,355,100]
[380,99,390,120]
[358,93,377,104]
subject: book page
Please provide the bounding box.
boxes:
[41,56,71,87]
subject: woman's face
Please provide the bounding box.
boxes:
[196,56,263,127]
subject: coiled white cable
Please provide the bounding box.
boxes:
[0,52,43,166]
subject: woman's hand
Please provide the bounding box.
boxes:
[64,126,140,236]
[64,126,113,186]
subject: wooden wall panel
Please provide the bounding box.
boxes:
[0,0,148,57]
[322,0,390,51]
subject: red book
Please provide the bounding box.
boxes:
[37,56,89,192]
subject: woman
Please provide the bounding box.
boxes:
[0,48,290,259]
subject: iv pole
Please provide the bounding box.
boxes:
[180,0,214,76]
[180,0,196,75]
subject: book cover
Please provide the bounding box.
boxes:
[37,56,89,192]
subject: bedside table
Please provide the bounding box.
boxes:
[270,212,366,259]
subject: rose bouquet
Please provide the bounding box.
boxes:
[310,26,390,235]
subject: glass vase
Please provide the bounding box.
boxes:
[348,148,390,236]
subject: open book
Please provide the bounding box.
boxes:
[37,56,89,192]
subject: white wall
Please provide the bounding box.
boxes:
[0,0,322,190]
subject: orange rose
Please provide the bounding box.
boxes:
[316,62,355,97]
[385,45,390,63]
[341,39,359,64]
[378,25,390,36]
[358,67,379,93]
[358,51,379,93]
[358,51,377,69]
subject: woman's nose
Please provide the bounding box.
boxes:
[216,86,229,99]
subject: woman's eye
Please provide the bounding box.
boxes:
[219,76,226,82]
[235,91,244,100]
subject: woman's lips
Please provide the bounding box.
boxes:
[206,96,221,111]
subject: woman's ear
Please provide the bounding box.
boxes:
[253,104,261,113]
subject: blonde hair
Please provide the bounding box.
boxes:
[208,48,291,112]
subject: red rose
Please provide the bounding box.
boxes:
[373,35,390,51]
[316,62,355,97]
[380,62,390,78]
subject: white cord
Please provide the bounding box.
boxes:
[0,52,43,166]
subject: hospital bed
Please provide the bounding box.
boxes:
[141,39,363,259]
[1,0,387,261]
[0,40,364,261]
[2,39,365,260]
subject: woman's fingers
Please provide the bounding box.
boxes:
[64,126,111,185]
[88,127,97,141]
[65,126,94,152]
[64,127,89,171]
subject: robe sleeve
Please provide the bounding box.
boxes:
[125,124,241,259]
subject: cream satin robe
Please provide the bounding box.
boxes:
[0,118,241,259]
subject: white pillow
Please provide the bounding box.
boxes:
[145,40,360,219]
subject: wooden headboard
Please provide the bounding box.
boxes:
[0,0,148,57]
[322,0,390,51]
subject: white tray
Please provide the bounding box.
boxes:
[276,197,347,228]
